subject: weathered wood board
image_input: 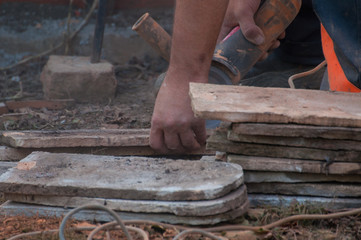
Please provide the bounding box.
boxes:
[3,184,247,217]
[249,194,361,209]
[0,200,249,226]
[1,129,150,148]
[247,183,361,198]
[231,123,361,141]
[228,132,361,151]
[228,155,361,175]
[207,132,361,162]
[0,152,244,201]
[244,171,361,183]
[189,83,361,127]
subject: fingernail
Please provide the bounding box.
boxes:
[254,34,265,45]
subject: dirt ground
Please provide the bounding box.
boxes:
[0,55,164,131]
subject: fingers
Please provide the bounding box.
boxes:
[150,122,206,154]
[238,10,264,45]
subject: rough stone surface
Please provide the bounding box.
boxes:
[1,129,150,148]
[0,162,16,176]
[0,152,244,201]
[208,131,361,162]
[228,155,361,175]
[0,200,249,226]
[4,184,247,217]
[40,55,117,103]
[249,194,361,209]
[0,200,249,225]
[231,123,361,141]
[0,146,31,161]
[190,83,361,128]
[247,183,361,198]
[244,171,361,183]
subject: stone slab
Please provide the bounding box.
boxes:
[0,152,244,201]
[1,129,150,148]
[0,145,212,161]
[189,83,361,128]
[231,123,361,141]
[208,131,361,162]
[228,132,361,151]
[0,200,249,226]
[247,183,361,198]
[248,194,361,209]
[244,171,361,183]
[3,184,247,217]
[40,55,117,103]
[0,162,16,176]
[228,155,361,175]
[0,146,31,161]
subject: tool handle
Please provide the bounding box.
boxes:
[212,0,302,84]
[132,13,171,62]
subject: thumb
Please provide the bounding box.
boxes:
[239,13,265,45]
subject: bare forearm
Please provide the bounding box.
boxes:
[168,0,229,82]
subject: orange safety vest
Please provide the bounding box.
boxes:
[321,24,360,93]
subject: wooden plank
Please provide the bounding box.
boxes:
[4,184,247,217]
[249,194,361,209]
[228,155,361,175]
[1,129,150,148]
[0,200,249,226]
[207,131,361,162]
[228,132,361,151]
[0,152,244,201]
[231,123,361,141]
[189,83,361,127]
[247,183,361,198]
[244,171,361,183]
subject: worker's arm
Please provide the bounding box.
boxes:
[149,0,229,153]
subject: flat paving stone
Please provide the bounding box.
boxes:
[3,184,247,217]
[0,200,249,226]
[0,152,244,201]
[249,194,361,209]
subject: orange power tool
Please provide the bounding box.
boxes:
[133,0,302,85]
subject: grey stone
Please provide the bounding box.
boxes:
[4,184,247,217]
[0,200,249,226]
[40,55,116,103]
[249,194,361,209]
[0,152,244,201]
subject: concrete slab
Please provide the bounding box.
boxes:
[0,152,244,201]
[249,194,361,209]
[3,184,247,217]
[0,200,249,225]
[40,55,117,103]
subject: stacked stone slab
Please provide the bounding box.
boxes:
[0,152,248,225]
[189,83,361,208]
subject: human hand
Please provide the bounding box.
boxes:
[218,0,285,60]
[149,72,207,154]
